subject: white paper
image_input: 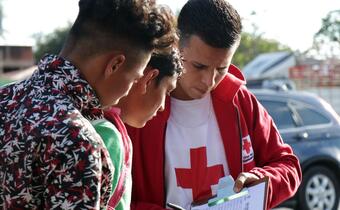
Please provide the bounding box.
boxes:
[191,181,266,210]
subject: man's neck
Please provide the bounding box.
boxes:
[170,85,193,101]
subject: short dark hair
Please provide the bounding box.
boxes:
[178,0,242,49]
[148,49,183,86]
[66,0,177,57]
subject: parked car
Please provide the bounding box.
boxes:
[251,89,340,210]
[247,78,296,91]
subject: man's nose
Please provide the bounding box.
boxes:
[201,70,215,88]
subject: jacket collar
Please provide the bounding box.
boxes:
[211,64,246,103]
[37,54,104,120]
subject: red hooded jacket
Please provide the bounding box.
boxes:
[127,65,302,210]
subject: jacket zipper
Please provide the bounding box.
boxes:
[234,105,244,173]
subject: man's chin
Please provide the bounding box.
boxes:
[102,99,119,110]
[192,91,208,99]
[192,87,210,98]
[125,120,146,128]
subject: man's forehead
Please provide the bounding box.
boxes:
[183,54,230,68]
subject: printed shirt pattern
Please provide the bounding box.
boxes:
[0,54,113,209]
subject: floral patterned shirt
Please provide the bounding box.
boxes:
[0,54,114,209]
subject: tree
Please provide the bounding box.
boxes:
[311,10,340,58]
[34,20,290,69]
[315,10,340,43]
[34,25,71,62]
[232,11,291,68]
[233,32,291,69]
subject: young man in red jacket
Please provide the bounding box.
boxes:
[127,0,302,209]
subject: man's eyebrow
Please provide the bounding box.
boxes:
[192,61,208,68]
[217,66,228,70]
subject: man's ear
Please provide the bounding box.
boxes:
[104,54,126,78]
[140,68,159,94]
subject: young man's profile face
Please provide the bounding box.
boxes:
[172,35,238,100]
[100,52,151,108]
[118,72,178,128]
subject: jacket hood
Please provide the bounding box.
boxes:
[211,64,246,102]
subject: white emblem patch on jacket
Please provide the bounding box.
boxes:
[242,135,254,164]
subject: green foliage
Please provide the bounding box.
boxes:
[34,25,71,62]
[33,22,290,69]
[306,10,340,58]
[314,10,340,43]
[233,32,291,69]
[310,10,340,57]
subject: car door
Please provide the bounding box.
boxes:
[258,97,307,144]
[289,100,333,142]
[258,95,336,163]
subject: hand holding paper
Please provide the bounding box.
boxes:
[191,175,268,210]
[233,172,260,193]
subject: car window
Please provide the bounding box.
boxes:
[293,103,331,126]
[261,100,297,129]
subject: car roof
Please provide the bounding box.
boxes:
[250,89,321,105]
[250,88,340,121]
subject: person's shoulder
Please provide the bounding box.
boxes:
[231,85,260,108]
[213,82,252,104]
[0,79,29,106]
[92,118,122,142]
[237,85,254,97]
[37,107,105,152]
[58,110,102,140]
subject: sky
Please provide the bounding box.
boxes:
[1,0,340,52]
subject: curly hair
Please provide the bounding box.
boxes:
[178,0,242,49]
[148,48,183,86]
[68,0,177,57]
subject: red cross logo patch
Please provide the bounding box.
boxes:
[175,147,225,202]
[242,135,254,164]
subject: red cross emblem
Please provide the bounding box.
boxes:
[242,135,254,164]
[243,138,252,154]
[175,147,225,201]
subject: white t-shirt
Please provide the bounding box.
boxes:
[165,94,230,210]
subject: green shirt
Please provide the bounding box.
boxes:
[92,119,132,210]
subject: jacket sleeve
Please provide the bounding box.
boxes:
[238,88,302,209]
[42,125,113,209]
